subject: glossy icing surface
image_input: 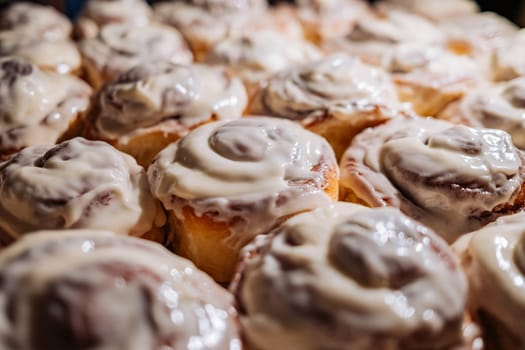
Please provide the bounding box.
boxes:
[0,58,91,152]
[79,22,193,81]
[234,203,467,350]
[92,62,247,140]
[455,213,525,345]
[251,54,399,124]
[0,138,158,242]
[340,117,524,241]
[0,230,241,350]
[148,117,337,249]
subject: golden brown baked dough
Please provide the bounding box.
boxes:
[249,54,403,159]
[78,22,193,88]
[84,62,247,167]
[340,116,525,243]
[0,138,166,246]
[0,57,91,159]
[148,117,339,282]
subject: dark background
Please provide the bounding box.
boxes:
[2,0,525,25]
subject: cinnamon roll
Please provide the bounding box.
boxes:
[375,0,479,22]
[75,0,153,39]
[249,54,402,159]
[439,77,525,149]
[454,213,525,349]
[85,62,248,167]
[324,10,444,67]
[0,230,241,350]
[490,29,525,81]
[0,57,91,159]
[339,116,525,243]
[439,12,517,57]
[0,32,81,75]
[148,117,339,282]
[232,203,469,350]
[78,22,193,88]
[382,44,486,116]
[206,30,322,96]
[0,137,165,247]
[295,0,371,44]
[0,3,80,75]
[0,2,72,40]
[153,0,266,60]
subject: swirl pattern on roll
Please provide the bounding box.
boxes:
[0,2,72,40]
[454,213,525,347]
[0,138,159,244]
[91,62,247,141]
[233,203,467,350]
[340,117,525,242]
[326,11,444,66]
[76,0,152,38]
[148,117,337,248]
[251,55,399,124]
[0,230,240,350]
[206,30,322,84]
[0,57,91,155]
[79,22,193,83]
[154,0,266,53]
[447,77,525,149]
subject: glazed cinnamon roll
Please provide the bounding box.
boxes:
[0,2,72,40]
[0,138,165,247]
[295,0,371,44]
[148,117,339,282]
[0,57,91,159]
[78,22,193,88]
[0,32,81,75]
[439,12,517,57]
[454,213,525,349]
[490,29,525,81]
[339,116,525,243]
[249,54,402,159]
[439,77,525,149]
[75,0,153,39]
[232,203,469,350]
[153,0,266,60]
[85,62,247,167]
[382,44,485,116]
[376,0,479,22]
[0,3,80,75]
[324,10,444,67]
[206,30,322,96]
[0,230,241,350]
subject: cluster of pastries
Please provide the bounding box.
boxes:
[1,0,525,349]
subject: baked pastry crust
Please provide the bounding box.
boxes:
[148,117,339,282]
[85,62,247,167]
[340,116,525,242]
[0,57,91,159]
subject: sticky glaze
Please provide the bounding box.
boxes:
[251,54,399,124]
[92,62,247,141]
[0,230,241,350]
[0,57,91,153]
[233,203,467,350]
[0,138,159,242]
[206,30,322,84]
[148,117,337,250]
[340,117,524,242]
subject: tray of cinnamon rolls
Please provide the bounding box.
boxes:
[0,0,524,348]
